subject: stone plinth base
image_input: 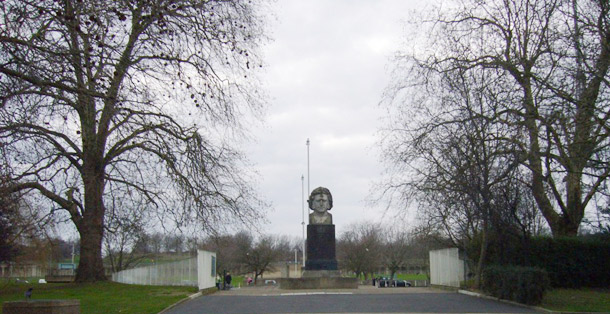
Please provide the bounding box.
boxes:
[306,224,338,271]
[280,277,358,290]
[301,270,341,278]
[3,300,80,314]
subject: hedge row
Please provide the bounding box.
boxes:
[484,236,610,289]
[482,265,550,305]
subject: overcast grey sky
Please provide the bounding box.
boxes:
[245,0,425,239]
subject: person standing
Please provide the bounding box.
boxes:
[224,272,232,290]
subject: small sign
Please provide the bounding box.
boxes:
[58,263,76,270]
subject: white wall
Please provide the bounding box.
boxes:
[429,248,464,288]
[112,257,197,286]
[197,250,216,290]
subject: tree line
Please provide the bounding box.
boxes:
[3,199,444,283]
[199,223,444,283]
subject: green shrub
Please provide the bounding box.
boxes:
[460,278,475,289]
[476,235,610,289]
[482,265,550,305]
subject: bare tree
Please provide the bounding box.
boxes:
[587,185,610,233]
[408,226,448,279]
[382,0,610,237]
[337,222,383,280]
[185,236,201,255]
[241,235,289,284]
[0,0,269,281]
[163,234,185,254]
[132,231,166,254]
[270,235,296,263]
[381,53,546,285]
[383,228,411,280]
[0,173,56,263]
[150,232,164,254]
[103,187,154,271]
[0,192,20,262]
[103,218,148,272]
[201,231,253,277]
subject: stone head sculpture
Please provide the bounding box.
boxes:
[308,187,333,225]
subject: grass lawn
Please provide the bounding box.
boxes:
[396,273,428,281]
[231,275,245,287]
[4,279,607,313]
[0,281,198,314]
[541,289,610,313]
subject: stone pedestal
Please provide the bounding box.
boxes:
[3,300,80,314]
[280,224,358,290]
[279,277,358,289]
[301,270,341,278]
[305,224,338,271]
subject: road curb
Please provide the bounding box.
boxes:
[157,291,203,314]
[457,289,591,314]
[458,289,547,310]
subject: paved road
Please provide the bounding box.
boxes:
[163,285,542,314]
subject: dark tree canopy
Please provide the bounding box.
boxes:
[0,0,269,281]
[0,192,18,262]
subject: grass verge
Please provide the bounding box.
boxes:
[0,281,198,314]
[541,289,610,313]
[396,273,428,281]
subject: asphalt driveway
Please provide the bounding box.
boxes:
[162,285,542,314]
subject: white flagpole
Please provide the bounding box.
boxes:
[301,175,306,267]
[306,138,310,195]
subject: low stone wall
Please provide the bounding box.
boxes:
[280,277,358,289]
[3,299,80,314]
[45,275,76,283]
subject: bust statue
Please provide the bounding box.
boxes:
[308,187,333,225]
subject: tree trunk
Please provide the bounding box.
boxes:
[474,220,488,289]
[520,76,576,237]
[76,219,106,282]
[75,162,107,282]
[553,214,581,237]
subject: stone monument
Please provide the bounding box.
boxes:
[304,187,339,275]
[280,187,358,289]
